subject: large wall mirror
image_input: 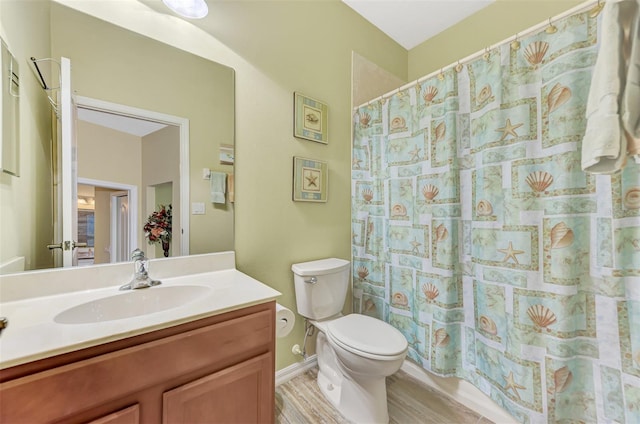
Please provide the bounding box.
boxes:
[0,1,235,274]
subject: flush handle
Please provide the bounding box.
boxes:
[304,276,317,285]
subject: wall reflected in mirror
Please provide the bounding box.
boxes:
[1,38,20,177]
[76,192,95,267]
[0,1,235,274]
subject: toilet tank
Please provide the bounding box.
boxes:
[292,258,350,320]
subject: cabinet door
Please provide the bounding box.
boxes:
[87,405,140,424]
[163,353,273,424]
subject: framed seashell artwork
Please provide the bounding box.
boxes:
[293,92,329,144]
[292,156,328,202]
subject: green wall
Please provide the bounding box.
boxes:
[211,1,408,370]
[408,0,584,79]
[0,0,54,271]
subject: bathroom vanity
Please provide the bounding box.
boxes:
[0,252,280,423]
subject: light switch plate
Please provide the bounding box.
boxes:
[192,202,205,215]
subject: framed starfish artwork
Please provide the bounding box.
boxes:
[293,92,329,144]
[292,156,328,202]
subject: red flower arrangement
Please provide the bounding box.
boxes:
[144,204,172,246]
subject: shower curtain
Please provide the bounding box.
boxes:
[351,9,640,423]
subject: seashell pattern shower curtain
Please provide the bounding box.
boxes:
[351,10,640,423]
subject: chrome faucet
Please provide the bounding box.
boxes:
[119,249,161,290]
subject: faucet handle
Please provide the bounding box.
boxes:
[131,248,146,261]
[118,248,161,290]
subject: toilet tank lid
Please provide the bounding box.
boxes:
[291,258,350,276]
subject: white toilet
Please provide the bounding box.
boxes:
[292,258,408,424]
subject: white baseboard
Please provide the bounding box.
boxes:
[400,360,518,424]
[275,354,318,387]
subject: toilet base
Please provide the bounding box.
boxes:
[315,331,391,424]
[317,367,342,411]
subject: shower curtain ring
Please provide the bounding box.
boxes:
[511,33,521,50]
[545,17,558,34]
[438,68,445,80]
[455,61,463,73]
[483,47,490,61]
[589,0,604,18]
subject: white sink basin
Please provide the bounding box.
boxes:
[54,285,211,324]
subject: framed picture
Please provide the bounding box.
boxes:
[293,92,328,144]
[292,156,328,202]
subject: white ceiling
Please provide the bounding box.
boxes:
[77,108,167,137]
[342,0,496,50]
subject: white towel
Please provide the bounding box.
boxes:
[622,0,640,138]
[210,172,226,204]
[581,0,638,174]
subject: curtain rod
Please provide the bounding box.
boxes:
[355,0,602,110]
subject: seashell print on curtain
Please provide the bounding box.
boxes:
[351,9,640,423]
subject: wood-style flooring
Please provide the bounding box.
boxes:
[275,367,495,424]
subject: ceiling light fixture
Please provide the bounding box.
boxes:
[162,0,208,19]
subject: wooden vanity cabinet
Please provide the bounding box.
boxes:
[0,302,276,424]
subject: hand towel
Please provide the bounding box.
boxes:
[210,171,226,204]
[581,0,637,174]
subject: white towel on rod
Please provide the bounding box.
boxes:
[210,172,226,204]
[622,0,640,138]
[581,0,639,174]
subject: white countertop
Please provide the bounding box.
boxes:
[0,255,281,370]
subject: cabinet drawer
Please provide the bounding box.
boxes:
[0,309,272,423]
[87,405,140,424]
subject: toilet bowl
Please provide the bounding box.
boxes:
[292,259,408,424]
[314,314,407,423]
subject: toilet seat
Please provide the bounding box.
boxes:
[326,314,408,360]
